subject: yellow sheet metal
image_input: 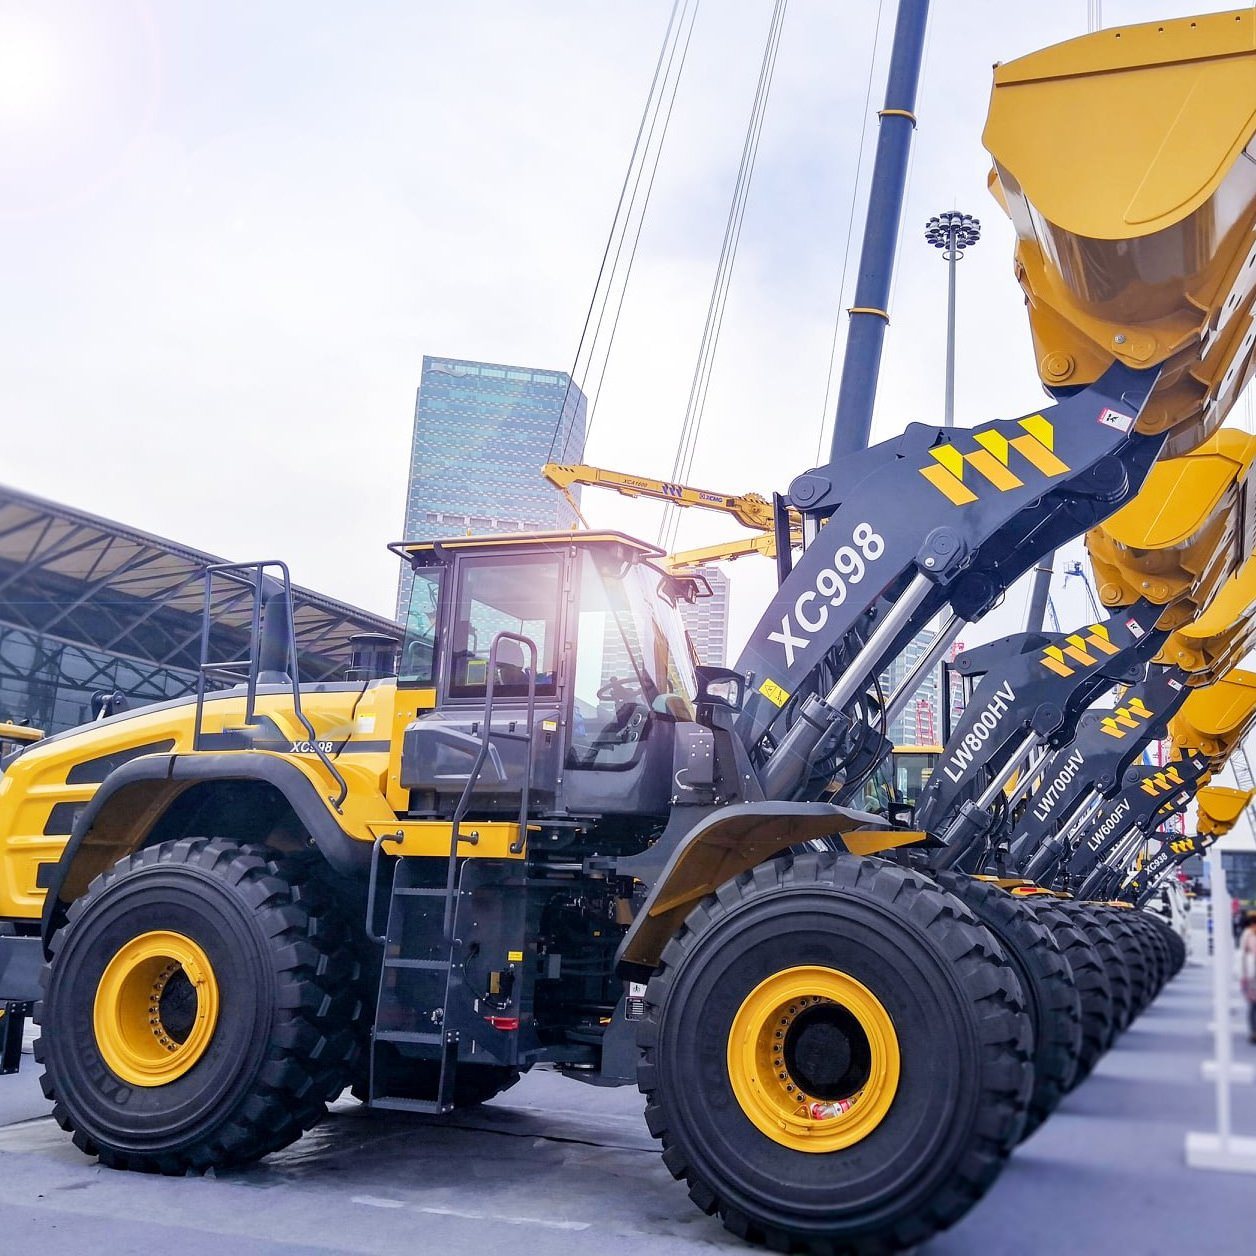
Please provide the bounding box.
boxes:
[1159,554,1256,678]
[1087,429,1256,621]
[985,8,1256,453]
[1195,784,1254,837]
[1170,668,1256,763]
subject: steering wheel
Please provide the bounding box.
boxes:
[597,676,638,704]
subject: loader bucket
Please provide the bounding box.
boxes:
[1159,553,1256,679]
[1195,784,1254,837]
[985,8,1256,453]
[1169,666,1256,762]
[1086,428,1256,625]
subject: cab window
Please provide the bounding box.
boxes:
[449,556,561,699]
[400,566,443,686]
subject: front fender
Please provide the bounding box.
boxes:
[615,801,924,980]
[40,751,373,952]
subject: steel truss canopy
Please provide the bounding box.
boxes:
[0,483,399,687]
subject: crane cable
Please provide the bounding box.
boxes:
[659,0,789,554]
[549,0,700,466]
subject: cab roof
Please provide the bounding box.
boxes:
[389,530,665,560]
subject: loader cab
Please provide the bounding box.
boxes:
[392,532,706,823]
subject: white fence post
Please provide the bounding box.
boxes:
[1186,849,1256,1171]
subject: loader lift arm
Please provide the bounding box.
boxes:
[919,429,1256,855]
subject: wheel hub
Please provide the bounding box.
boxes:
[93,930,220,1087]
[727,965,900,1153]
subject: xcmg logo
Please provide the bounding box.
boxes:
[1139,765,1185,797]
[1099,695,1153,740]
[918,415,1069,506]
[1169,836,1196,856]
[1039,623,1121,677]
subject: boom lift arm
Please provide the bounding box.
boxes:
[1122,784,1255,905]
[913,429,1256,864]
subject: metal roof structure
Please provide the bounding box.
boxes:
[0,483,399,697]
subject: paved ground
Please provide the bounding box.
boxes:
[2,919,1254,1255]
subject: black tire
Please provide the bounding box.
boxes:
[35,838,361,1173]
[1124,915,1165,999]
[1054,903,1132,1038]
[1136,916,1172,996]
[1154,918,1187,976]
[933,874,1081,1140]
[1032,901,1116,1084]
[1100,911,1152,1020]
[638,852,1032,1254]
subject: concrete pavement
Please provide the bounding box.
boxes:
[1,929,1253,1254]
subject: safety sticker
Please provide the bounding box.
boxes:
[758,677,790,708]
[1168,678,1182,690]
[507,950,524,962]
[1126,617,1144,638]
[1097,408,1134,432]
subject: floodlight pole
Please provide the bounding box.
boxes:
[924,210,981,426]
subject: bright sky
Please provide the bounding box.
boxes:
[3,0,1250,838]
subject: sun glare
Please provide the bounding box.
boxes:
[0,14,63,124]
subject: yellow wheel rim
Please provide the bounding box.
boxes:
[93,930,220,1087]
[727,965,900,1153]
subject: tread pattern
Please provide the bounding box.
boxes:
[1031,901,1116,1085]
[35,838,361,1173]
[933,873,1081,1140]
[637,852,1032,1254]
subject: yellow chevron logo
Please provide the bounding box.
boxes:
[1099,696,1154,739]
[1139,765,1185,797]
[919,415,1070,506]
[1039,623,1122,677]
[1169,837,1196,856]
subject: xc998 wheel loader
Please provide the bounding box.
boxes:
[2,9,1256,1254]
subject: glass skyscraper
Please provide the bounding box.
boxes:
[879,626,941,746]
[680,567,730,666]
[395,355,588,618]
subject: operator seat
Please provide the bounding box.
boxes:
[493,637,530,690]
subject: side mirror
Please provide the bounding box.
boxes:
[695,665,747,713]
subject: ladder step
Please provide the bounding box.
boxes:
[369,1095,454,1115]
[382,958,451,971]
[374,1029,446,1045]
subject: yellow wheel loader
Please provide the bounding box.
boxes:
[2,9,1256,1254]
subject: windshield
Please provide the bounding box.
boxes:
[573,550,698,721]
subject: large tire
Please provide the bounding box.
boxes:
[1054,902,1132,1038]
[1032,901,1116,1084]
[933,874,1081,1141]
[1152,916,1187,977]
[638,852,1032,1254]
[35,838,361,1173]
[1100,911,1152,1020]
[1132,915,1171,997]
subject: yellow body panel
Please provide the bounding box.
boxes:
[379,819,524,861]
[0,680,433,921]
[985,8,1256,452]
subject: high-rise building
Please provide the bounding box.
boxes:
[681,567,730,666]
[395,355,587,618]
[879,626,941,746]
